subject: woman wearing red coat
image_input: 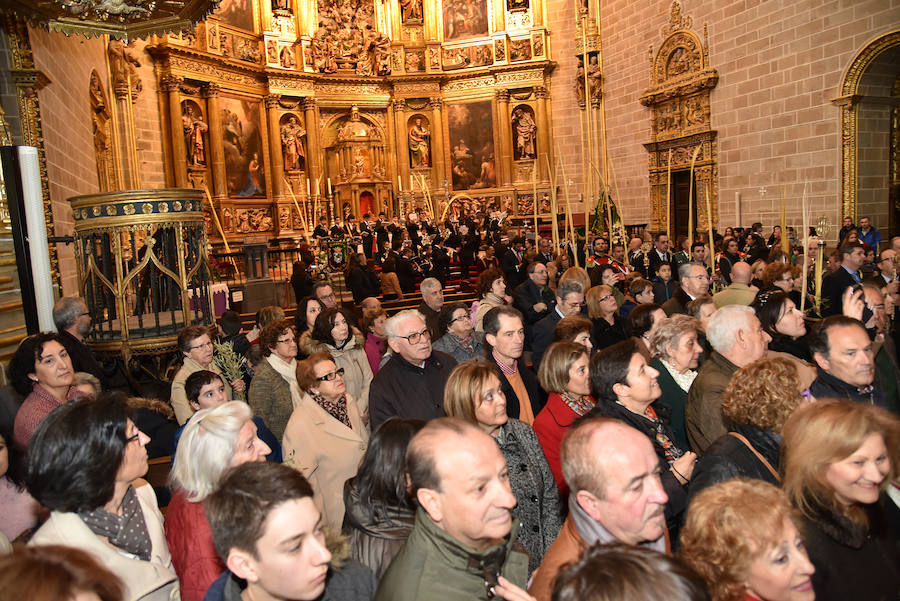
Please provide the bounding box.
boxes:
[532,342,595,497]
[165,399,270,601]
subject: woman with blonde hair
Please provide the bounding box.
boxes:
[533,341,595,496]
[586,285,625,351]
[443,360,561,572]
[781,400,900,601]
[680,479,815,601]
[689,357,806,498]
[558,266,591,297]
[165,401,271,601]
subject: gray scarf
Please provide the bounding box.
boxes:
[568,495,667,552]
[79,486,152,561]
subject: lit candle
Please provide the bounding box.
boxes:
[306,178,311,197]
[327,178,332,196]
[315,177,320,197]
[398,175,402,191]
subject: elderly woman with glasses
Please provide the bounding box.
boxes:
[247,318,300,441]
[165,402,271,601]
[432,302,485,363]
[171,325,242,426]
[26,393,178,601]
[649,314,703,451]
[282,351,369,530]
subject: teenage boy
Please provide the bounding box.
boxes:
[205,462,375,601]
[173,370,281,462]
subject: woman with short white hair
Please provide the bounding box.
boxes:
[165,401,271,601]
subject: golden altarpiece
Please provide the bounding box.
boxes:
[147,0,556,243]
[641,1,718,236]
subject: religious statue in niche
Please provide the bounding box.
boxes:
[280,115,306,171]
[267,40,278,63]
[223,207,234,232]
[507,0,528,10]
[182,102,208,167]
[107,39,142,95]
[587,55,602,102]
[399,0,422,22]
[311,0,391,75]
[280,46,296,68]
[353,148,370,177]
[511,107,536,160]
[408,117,431,167]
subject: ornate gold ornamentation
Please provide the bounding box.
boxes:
[142,203,153,214]
[835,30,900,220]
[124,204,136,215]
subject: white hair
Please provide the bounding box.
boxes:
[384,309,426,339]
[170,401,252,502]
[420,277,441,294]
[706,305,756,355]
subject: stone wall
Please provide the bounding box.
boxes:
[582,0,900,241]
[29,27,105,295]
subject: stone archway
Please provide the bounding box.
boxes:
[834,30,900,230]
[640,1,719,238]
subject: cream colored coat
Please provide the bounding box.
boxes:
[30,481,179,601]
[298,329,373,415]
[282,392,369,531]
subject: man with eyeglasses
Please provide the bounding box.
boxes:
[368,309,457,430]
[531,280,585,371]
[52,296,104,385]
[662,262,710,316]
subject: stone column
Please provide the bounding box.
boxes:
[535,86,551,182]
[429,96,445,187]
[164,75,188,187]
[495,89,512,186]
[303,97,321,195]
[393,99,410,196]
[265,94,284,201]
[203,83,227,199]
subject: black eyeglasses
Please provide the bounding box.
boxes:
[398,328,431,344]
[316,367,345,381]
[124,432,141,444]
[277,335,297,344]
[450,314,470,325]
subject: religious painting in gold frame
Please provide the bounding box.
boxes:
[442,0,490,41]
[214,0,256,32]
[447,100,497,191]
[219,96,267,198]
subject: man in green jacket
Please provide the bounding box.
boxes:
[375,418,531,601]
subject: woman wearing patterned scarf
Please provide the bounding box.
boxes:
[282,351,369,531]
[25,393,178,601]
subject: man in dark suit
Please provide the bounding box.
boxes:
[512,261,555,352]
[642,232,672,279]
[531,279,586,371]
[359,213,375,258]
[533,237,555,265]
[483,306,546,423]
[501,236,528,289]
[312,216,329,239]
[662,262,710,316]
[822,243,866,316]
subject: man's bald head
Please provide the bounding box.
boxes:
[407,417,483,495]
[730,261,752,285]
[561,417,651,497]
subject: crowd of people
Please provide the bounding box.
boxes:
[1,213,899,601]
